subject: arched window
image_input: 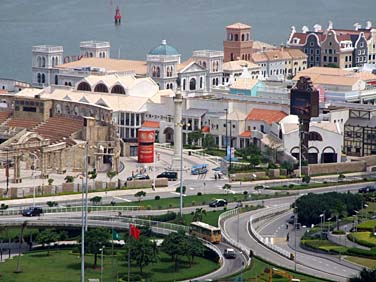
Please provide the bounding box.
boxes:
[111,85,126,94]
[212,78,216,86]
[189,78,196,90]
[170,66,173,77]
[65,105,70,115]
[242,54,245,60]
[42,57,46,67]
[212,62,215,72]
[74,106,79,116]
[216,78,219,86]
[41,74,45,83]
[65,82,68,86]
[230,53,234,61]
[169,83,173,90]
[37,73,41,83]
[90,52,93,57]
[37,56,42,67]
[156,67,160,77]
[183,79,186,90]
[55,75,58,85]
[241,34,245,41]
[94,83,109,93]
[203,61,207,69]
[77,81,92,91]
[229,33,233,40]
[309,131,323,141]
[152,66,156,77]
[247,33,249,41]
[166,83,170,89]
[55,104,61,114]
[200,77,203,88]
[216,61,219,71]
[234,34,239,41]
[68,82,72,86]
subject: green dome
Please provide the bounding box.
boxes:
[148,40,179,56]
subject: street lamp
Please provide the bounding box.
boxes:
[100,246,105,282]
[29,153,39,207]
[319,213,325,239]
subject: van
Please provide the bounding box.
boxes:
[157,171,178,181]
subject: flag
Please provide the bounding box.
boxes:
[130,224,140,240]
[112,229,120,240]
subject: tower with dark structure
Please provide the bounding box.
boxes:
[290,76,319,175]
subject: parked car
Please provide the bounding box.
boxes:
[127,174,150,181]
[358,186,376,193]
[157,171,178,181]
[22,207,43,217]
[223,248,236,259]
[209,199,227,208]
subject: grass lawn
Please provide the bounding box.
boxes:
[230,256,329,282]
[301,239,348,254]
[345,256,376,268]
[357,220,376,231]
[348,232,376,248]
[181,210,223,227]
[0,249,218,282]
[123,193,277,210]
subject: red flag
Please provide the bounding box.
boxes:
[130,224,140,240]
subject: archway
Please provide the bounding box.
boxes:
[189,78,196,90]
[163,127,174,144]
[94,83,109,93]
[77,82,92,92]
[322,146,337,163]
[111,85,126,94]
[308,146,319,164]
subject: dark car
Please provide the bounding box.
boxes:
[358,186,376,193]
[157,171,178,181]
[127,174,150,181]
[22,207,43,217]
[209,199,227,208]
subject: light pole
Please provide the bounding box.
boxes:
[364,204,369,220]
[78,173,85,282]
[319,213,324,239]
[177,121,189,217]
[224,109,228,176]
[29,153,39,207]
[100,246,105,282]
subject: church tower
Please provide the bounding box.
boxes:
[146,40,181,90]
[32,45,64,88]
[223,23,253,62]
[80,41,111,58]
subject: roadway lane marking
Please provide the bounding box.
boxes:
[170,192,187,196]
[113,196,131,202]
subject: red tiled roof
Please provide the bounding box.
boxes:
[239,131,252,137]
[246,109,287,124]
[0,90,8,94]
[201,126,210,133]
[142,121,160,128]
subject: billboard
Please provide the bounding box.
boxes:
[290,76,319,118]
[138,129,155,163]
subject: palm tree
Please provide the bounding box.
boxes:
[192,208,207,222]
[349,268,376,282]
[15,221,27,273]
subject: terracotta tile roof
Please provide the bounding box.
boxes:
[239,131,252,137]
[289,33,308,45]
[226,22,251,29]
[252,41,276,51]
[264,49,291,61]
[286,48,307,59]
[58,58,147,76]
[223,60,259,72]
[252,52,268,63]
[142,121,160,128]
[246,109,287,124]
[201,126,210,133]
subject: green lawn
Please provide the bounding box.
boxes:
[301,239,348,254]
[229,256,329,282]
[345,256,376,268]
[357,220,376,231]
[348,232,376,248]
[125,193,276,210]
[0,249,218,282]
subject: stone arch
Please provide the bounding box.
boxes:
[322,146,337,163]
[308,146,319,164]
[94,83,109,93]
[111,85,126,94]
[77,81,92,91]
[163,127,174,144]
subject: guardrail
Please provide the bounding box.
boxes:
[248,205,291,259]
[0,205,142,216]
[218,207,251,266]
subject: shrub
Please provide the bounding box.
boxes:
[154,195,161,200]
[168,203,173,209]
[150,212,177,222]
[192,200,196,206]
[146,205,152,210]
[332,230,345,235]
[233,196,237,202]
[197,192,202,196]
[158,205,162,210]
[175,186,186,194]
[202,200,206,205]
[347,247,376,258]
[302,175,311,184]
[289,184,294,188]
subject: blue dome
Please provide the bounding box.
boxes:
[148,40,179,56]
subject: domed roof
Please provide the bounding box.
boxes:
[148,40,179,56]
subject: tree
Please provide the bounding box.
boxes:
[187,131,203,146]
[0,203,8,210]
[36,229,59,256]
[281,161,294,175]
[88,169,97,190]
[127,236,157,274]
[107,170,117,188]
[90,196,102,205]
[184,236,204,267]
[247,154,261,169]
[202,134,216,150]
[338,173,346,182]
[134,191,146,202]
[48,178,54,186]
[46,201,58,207]
[15,221,27,273]
[83,229,109,269]
[64,175,74,183]
[349,268,376,282]
[161,230,186,271]
[192,208,207,222]
[223,184,231,194]
[302,175,311,184]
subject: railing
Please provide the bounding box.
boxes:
[248,205,291,258]
[218,207,251,266]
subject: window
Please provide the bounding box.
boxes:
[94,83,109,93]
[189,78,196,90]
[183,79,186,90]
[37,73,41,83]
[200,77,203,89]
[234,34,239,41]
[316,49,320,55]
[310,42,314,47]
[241,34,245,41]
[334,57,337,63]
[323,56,327,62]
[111,85,126,94]
[77,82,91,91]
[41,74,45,83]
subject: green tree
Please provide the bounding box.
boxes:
[15,221,27,273]
[64,175,74,183]
[46,201,58,207]
[223,184,231,194]
[107,170,117,188]
[338,173,346,182]
[48,178,54,186]
[127,236,157,274]
[134,191,146,202]
[90,196,102,205]
[83,229,109,269]
[36,229,59,256]
[202,134,216,150]
[187,131,203,146]
[184,236,204,267]
[302,175,311,184]
[161,230,186,271]
[349,268,376,282]
[281,161,294,175]
[0,203,9,210]
[192,208,207,222]
[88,169,97,190]
[247,154,261,169]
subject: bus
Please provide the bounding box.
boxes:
[189,221,222,243]
[191,164,208,175]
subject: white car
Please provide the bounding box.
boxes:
[224,248,236,259]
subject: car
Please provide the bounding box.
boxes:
[157,171,178,181]
[209,199,227,208]
[22,207,43,217]
[127,174,150,181]
[358,186,376,193]
[223,248,236,259]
